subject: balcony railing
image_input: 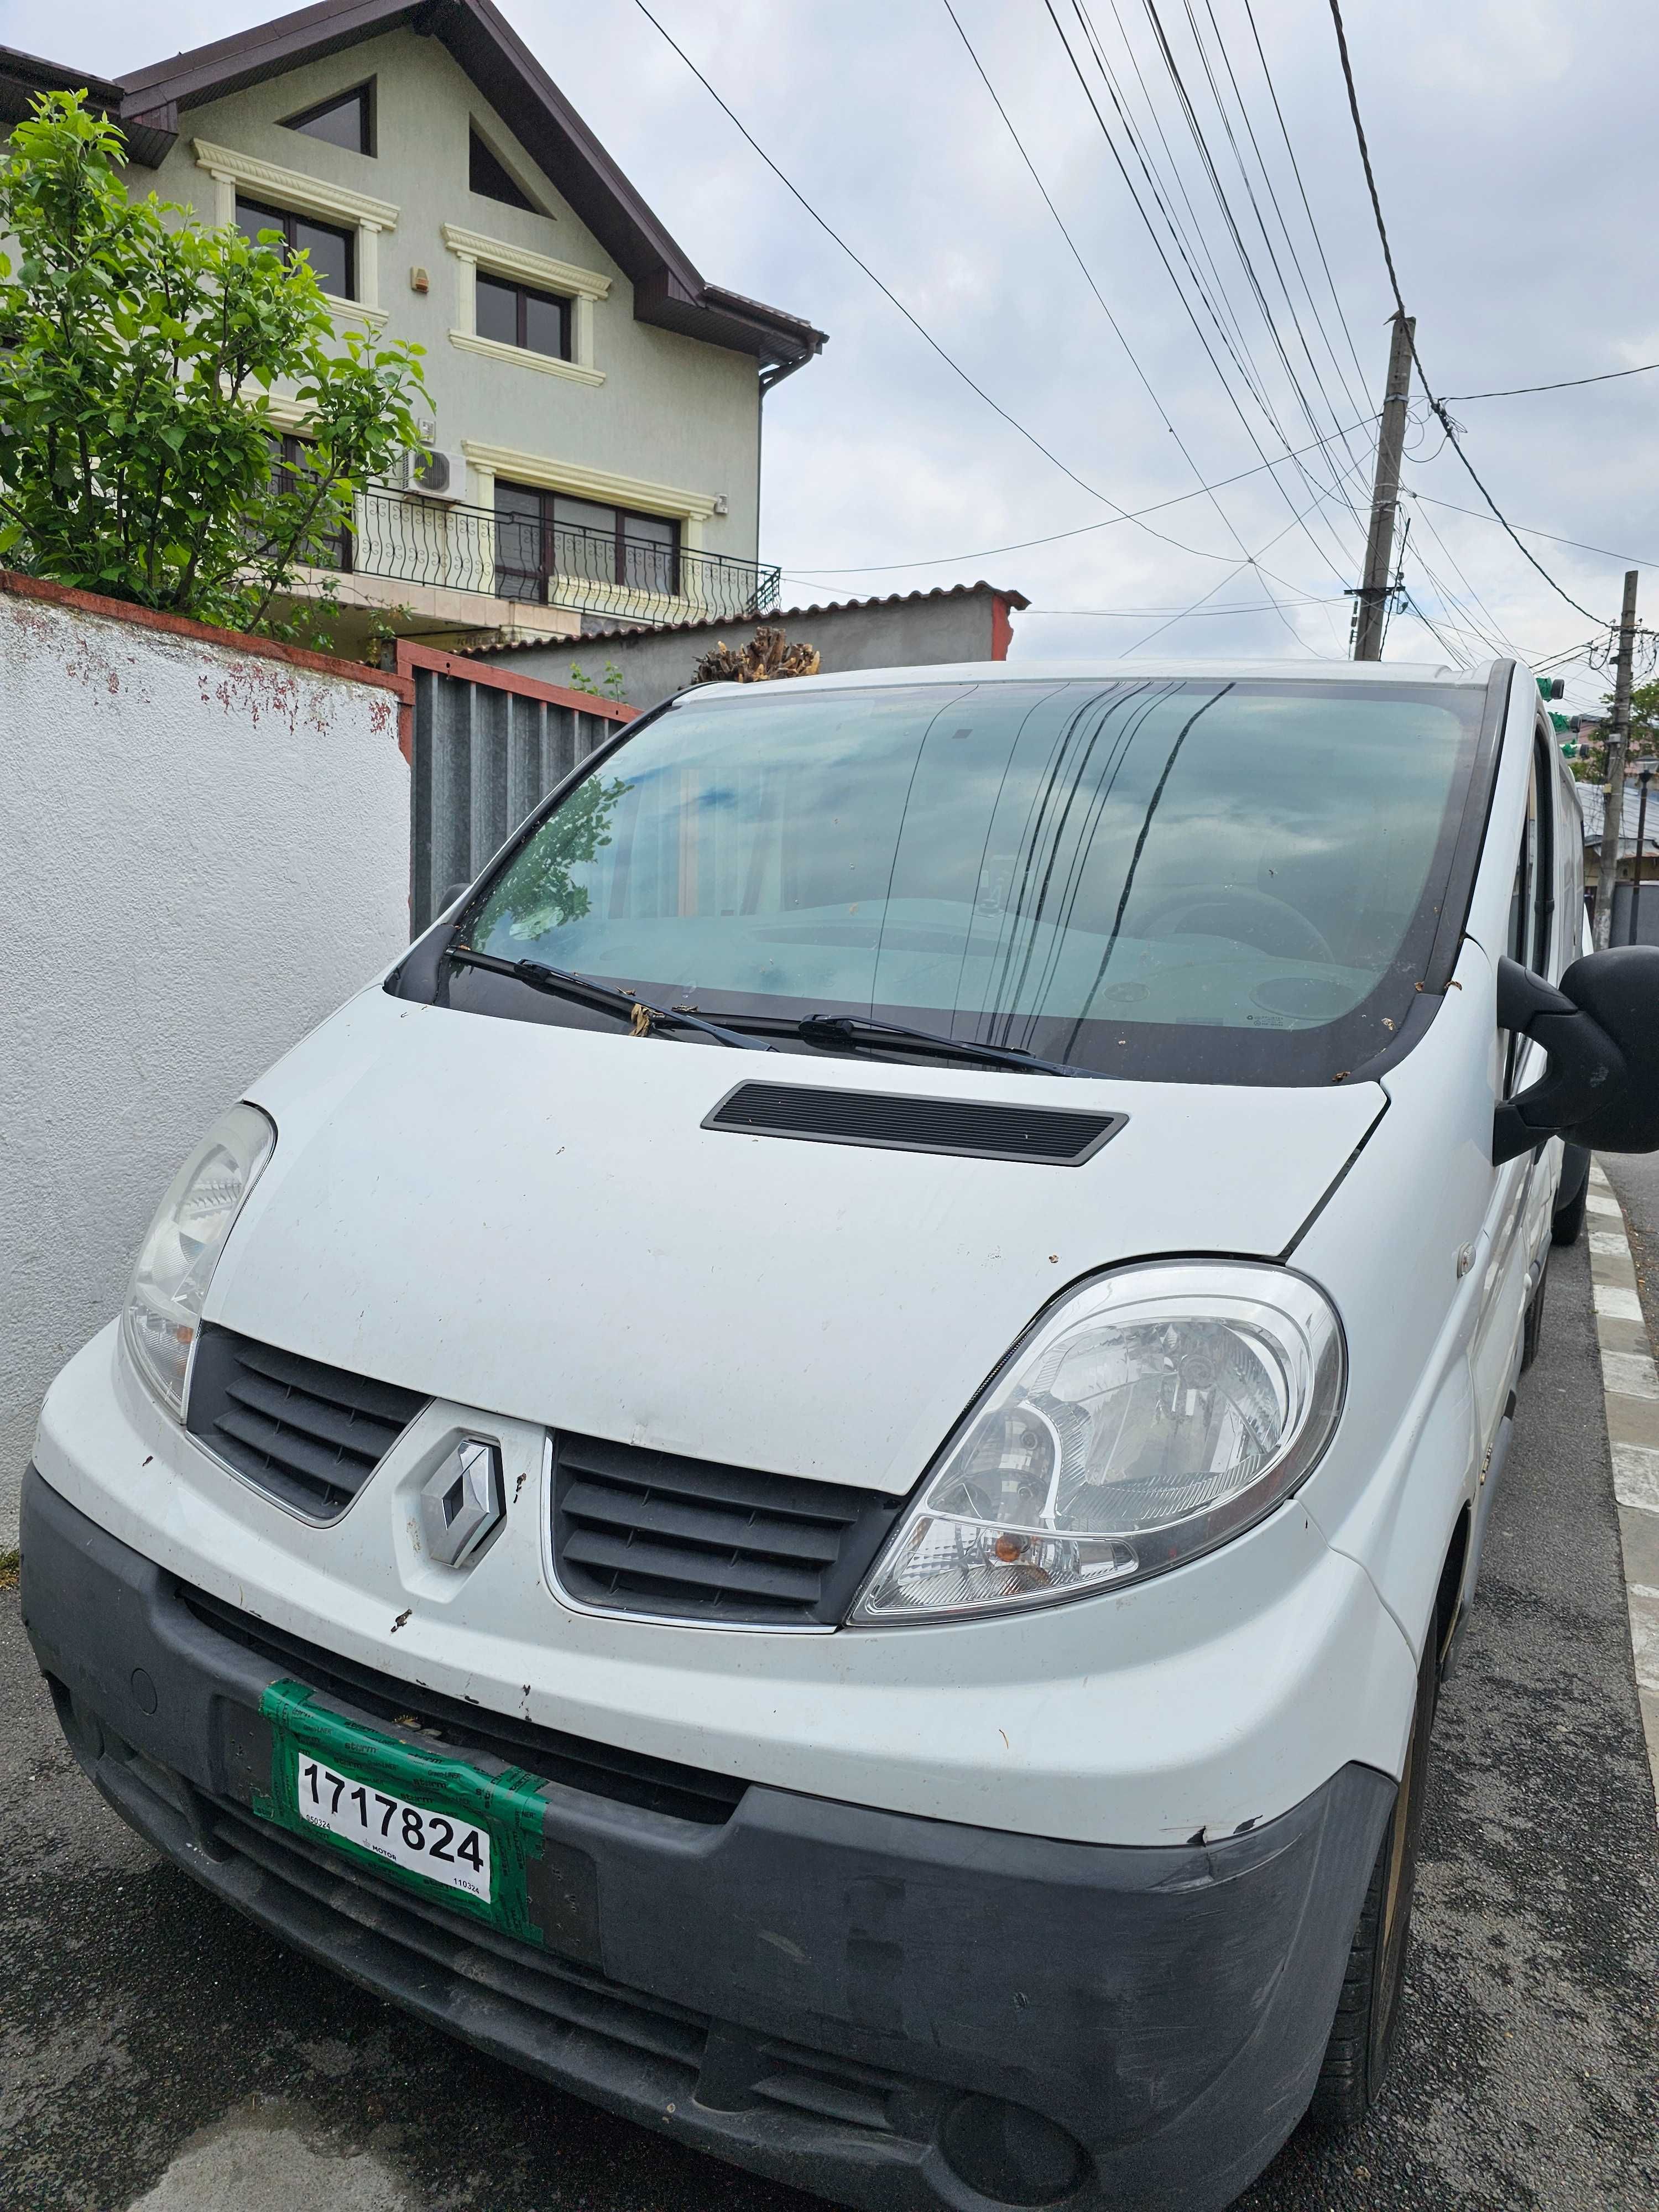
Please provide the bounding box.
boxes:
[332,487,780,628]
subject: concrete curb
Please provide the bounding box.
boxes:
[1587,1156,1659,1817]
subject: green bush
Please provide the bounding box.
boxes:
[0,92,429,637]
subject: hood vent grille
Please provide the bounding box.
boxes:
[703,1081,1124,1165]
[185,1326,426,1522]
[552,1433,905,1627]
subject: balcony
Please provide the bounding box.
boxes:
[288,488,781,645]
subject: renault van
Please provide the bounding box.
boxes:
[22,661,1659,2212]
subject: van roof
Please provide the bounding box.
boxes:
[689,658,1504,698]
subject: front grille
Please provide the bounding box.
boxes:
[182,1583,748,1825]
[185,1326,426,1521]
[703,1081,1126,1165]
[552,1433,905,1627]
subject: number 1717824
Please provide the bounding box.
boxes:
[294,1754,492,1899]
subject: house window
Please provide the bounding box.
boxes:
[469,129,535,211]
[265,434,352,573]
[281,82,374,155]
[236,196,355,300]
[474,272,570,361]
[494,483,679,604]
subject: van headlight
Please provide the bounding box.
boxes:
[849,1261,1344,1624]
[122,1103,275,1420]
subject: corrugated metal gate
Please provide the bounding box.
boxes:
[397,642,637,936]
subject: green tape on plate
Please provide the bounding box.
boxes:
[253,1677,549,1947]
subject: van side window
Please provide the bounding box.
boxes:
[1507,753,1540,971]
[1504,737,1555,1094]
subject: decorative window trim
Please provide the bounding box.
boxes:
[324,296,389,331]
[459,440,717,525]
[255,394,314,434]
[447,328,604,385]
[195,138,398,310]
[442,225,610,377]
[440,223,610,301]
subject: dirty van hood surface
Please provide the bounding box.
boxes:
[210,993,1384,1494]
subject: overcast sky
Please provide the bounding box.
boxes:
[11,0,1656,706]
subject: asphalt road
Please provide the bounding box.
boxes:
[3,1226,1656,2212]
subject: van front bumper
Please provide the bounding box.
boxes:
[23,1465,1391,2212]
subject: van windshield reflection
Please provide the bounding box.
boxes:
[461,676,1488,1083]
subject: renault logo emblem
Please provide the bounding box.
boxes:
[419,1437,504,1568]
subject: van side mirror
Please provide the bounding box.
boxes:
[1494,947,1659,1164]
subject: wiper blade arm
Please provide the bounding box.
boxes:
[796,1013,1092,1079]
[447,946,771,1052]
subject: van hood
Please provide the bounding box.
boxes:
[208,990,1385,1495]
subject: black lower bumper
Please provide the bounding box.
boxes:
[20,1466,1392,2212]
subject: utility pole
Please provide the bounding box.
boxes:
[1353,309,1416,661]
[1593,568,1640,950]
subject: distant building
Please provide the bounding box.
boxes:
[1,0,826,652]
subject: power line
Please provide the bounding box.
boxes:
[778,413,1378,579]
[1104,0,1370,563]
[1125,468,1371,656]
[627,0,1246,568]
[1238,0,1371,403]
[1443,361,1659,402]
[935,0,1350,648]
[1223,0,1524,661]
[1027,594,1347,615]
[1323,0,1609,625]
[1043,0,1364,593]
[1406,490,1659,573]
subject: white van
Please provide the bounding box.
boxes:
[23,661,1659,2212]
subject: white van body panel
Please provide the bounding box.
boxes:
[204,989,1385,1495]
[34,1318,1417,1844]
[25,655,1571,1856]
[1295,935,1495,1656]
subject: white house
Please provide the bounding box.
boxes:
[1,0,826,650]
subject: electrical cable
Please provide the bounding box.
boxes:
[1405,491,1659,575]
[1027,594,1347,615]
[1238,0,1372,403]
[1124,468,1370,656]
[1123,0,1375,556]
[1194,0,1376,466]
[1443,362,1659,402]
[1098,0,1378,601]
[937,0,1343,649]
[627,0,1245,568]
[1324,0,1609,625]
[1044,0,1365,593]
[776,411,1377,579]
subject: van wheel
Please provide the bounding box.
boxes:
[1551,1146,1591,1246]
[1521,1260,1548,1373]
[1308,1643,1436,2129]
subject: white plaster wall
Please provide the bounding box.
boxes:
[0,586,411,1541]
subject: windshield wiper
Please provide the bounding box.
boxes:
[447,945,772,1052]
[796,1013,1093,1079]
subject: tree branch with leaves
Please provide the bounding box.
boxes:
[0,92,429,638]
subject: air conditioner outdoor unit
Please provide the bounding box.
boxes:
[403,447,467,500]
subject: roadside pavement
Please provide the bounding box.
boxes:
[2,1224,1656,2211]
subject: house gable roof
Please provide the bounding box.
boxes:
[12,0,825,373]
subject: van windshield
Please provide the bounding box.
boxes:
[458,676,1490,1084]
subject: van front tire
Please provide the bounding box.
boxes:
[1308,1643,1436,2130]
[1551,1145,1592,1246]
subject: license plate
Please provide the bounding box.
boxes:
[294,1751,491,1900]
[252,1676,551,1949]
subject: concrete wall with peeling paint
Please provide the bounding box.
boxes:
[0,581,411,1540]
